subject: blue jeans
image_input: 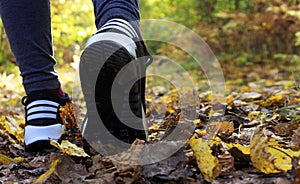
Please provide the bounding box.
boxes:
[0,0,140,94]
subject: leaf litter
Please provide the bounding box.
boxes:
[0,68,300,183]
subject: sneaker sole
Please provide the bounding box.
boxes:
[80,39,147,145]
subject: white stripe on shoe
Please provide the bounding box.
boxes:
[26,100,60,121]
[27,106,57,114]
[100,21,138,38]
[98,25,135,39]
[86,32,137,59]
[26,100,59,109]
[106,18,139,38]
[24,124,65,146]
[27,113,57,121]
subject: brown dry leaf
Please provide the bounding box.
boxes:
[207,121,234,135]
[59,102,83,141]
[250,127,300,174]
[189,135,221,180]
[50,140,89,157]
[88,154,106,175]
[106,139,145,166]
[140,148,188,181]
[59,102,76,130]
[290,127,300,149]
[218,151,234,173]
[35,153,88,183]
[101,167,139,184]
[0,153,24,165]
[296,162,300,184]
[97,140,146,184]
[273,123,292,137]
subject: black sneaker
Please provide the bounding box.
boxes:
[80,20,152,153]
[22,90,70,152]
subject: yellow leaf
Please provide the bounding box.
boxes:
[233,143,250,155]
[50,139,60,149]
[226,95,234,104]
[0,116,24,143]
[247,111,263,120]
[207,91,213,101]
[0,115,5,123]
[189,135,221,180]
[250,127,300,174]
[262,94,285,107]
[50,140,89,157]
[167,106,176,114]
[35,159,60,184]
[148,124,162,132]
[195,129,207,136]
[17,120,25,128]
[0,153,24,165]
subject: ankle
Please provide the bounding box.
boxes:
[53,87,65,98]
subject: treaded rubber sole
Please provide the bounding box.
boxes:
[80,39,146,145]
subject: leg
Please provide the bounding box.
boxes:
[0,0,60,94]
[92,0,140,32]
[81,0,152,155]
[0,0,69,151]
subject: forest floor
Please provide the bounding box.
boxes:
[0,61,300,184]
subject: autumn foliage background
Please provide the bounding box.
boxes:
[0,0,300,76]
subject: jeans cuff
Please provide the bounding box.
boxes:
[24,78,61,95]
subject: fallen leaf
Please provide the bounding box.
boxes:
[226,95,234,104]
[218,151,234,173]
[240,92,262,101]
[50,140,89,157]
[247,111,262,120]
[262,93,286,107]
[227,146,251,168]
[35,153,88,183]
[232,143,250,155]
[273,123,292,137]
[207,121,235,135]
[59,102,77,130]
[250,127,300,174]
[0,153,24,165]
[141,149,187,180]
[0,115,24,143]
[34,159,60,184]
[106,139,145,166]
[189,135,221,180]
[290,127,300,149]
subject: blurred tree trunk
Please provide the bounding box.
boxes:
[235,0,240,10]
